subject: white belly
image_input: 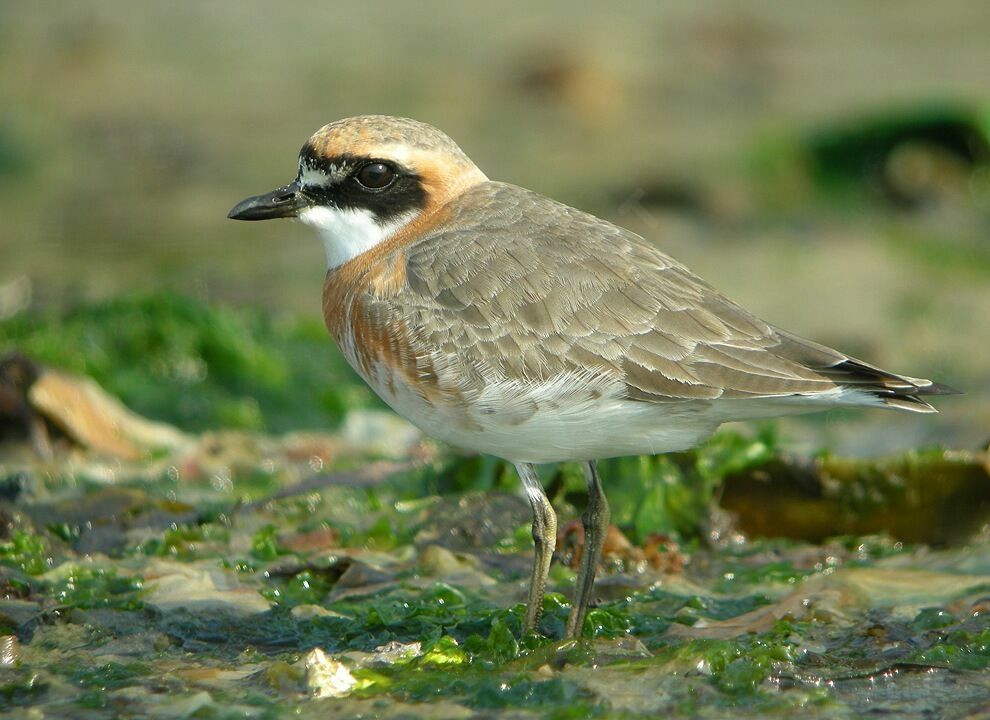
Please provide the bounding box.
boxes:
[356,361,722,463]
[424,397,721,464]
[340,342,879,464]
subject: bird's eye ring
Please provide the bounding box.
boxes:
[354,162,396,190]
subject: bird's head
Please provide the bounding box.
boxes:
[228,115,487,268]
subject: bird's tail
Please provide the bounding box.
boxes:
[774,330,960,413]
[819,357,960,413]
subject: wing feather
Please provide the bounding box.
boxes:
[360,182,949,411]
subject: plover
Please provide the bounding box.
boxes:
[229,115,954,637]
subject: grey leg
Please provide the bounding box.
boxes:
[515,462,557,633]
[565,460,610,638]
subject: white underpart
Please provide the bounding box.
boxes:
[345,348,889,464]
[299,206,417,269]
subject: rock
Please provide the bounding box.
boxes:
[0,634,18,665]
[371,640,422,665]
[28,368,192,460]
[290,604,349,620]
[341,640,423,668]
[418,545,496,588]
[157,690,215,718]
[531,637,652,670]
[280,526,340,554]
[414,492,529,552]
[341,410,421,459]
[92,631,170,657]
[0,599,41,629]
[143,559,270,616]
[302,648,356,698]
[327,561,397,601]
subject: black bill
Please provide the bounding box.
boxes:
[227,181,309,221]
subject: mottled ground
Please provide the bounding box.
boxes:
[2,4,989,716]
[1,360,989,717]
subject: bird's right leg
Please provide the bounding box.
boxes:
[564,460,609,638]
[515,462,557,633]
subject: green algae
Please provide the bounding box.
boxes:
[250,525,285,562]
[66,659,152,693]
[909,628,990,670]
[139,523,232,561]
[49,567,145,610]
[911,607,958,631]
[6,532,990,717]
[0,292,374,432]
[0,531,50,576]
[261,570,336,608]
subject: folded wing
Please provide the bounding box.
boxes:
[382,182,954,413]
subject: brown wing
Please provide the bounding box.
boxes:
[374,182,947,410]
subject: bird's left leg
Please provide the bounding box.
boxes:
[515,462,557,633]
[565,460,609,638]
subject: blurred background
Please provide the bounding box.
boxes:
[1,0,988,453]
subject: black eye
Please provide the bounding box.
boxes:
[354,162,395,190]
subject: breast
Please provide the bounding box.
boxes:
[322,250,472,419]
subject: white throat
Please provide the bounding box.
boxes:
[298,206,416,269]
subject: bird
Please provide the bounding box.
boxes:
[228,115,956,638]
